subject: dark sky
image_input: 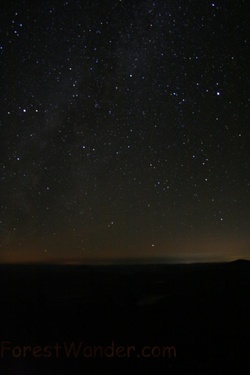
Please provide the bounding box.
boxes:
[1,0,249,263]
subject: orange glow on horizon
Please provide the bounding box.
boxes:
[0,233,249,264]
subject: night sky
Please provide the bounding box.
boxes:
[1,0,249,263]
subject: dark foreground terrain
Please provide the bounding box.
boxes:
[0,261,249,374]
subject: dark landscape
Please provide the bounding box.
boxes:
[0,260,249,374]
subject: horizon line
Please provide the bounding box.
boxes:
[0,256,249,266]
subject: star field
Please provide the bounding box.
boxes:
[0,0,249,263]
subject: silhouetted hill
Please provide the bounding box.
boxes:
[229,258,250,266]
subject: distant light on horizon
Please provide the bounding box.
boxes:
[1,234,249,265]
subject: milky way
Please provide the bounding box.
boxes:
[1,0,249,263]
